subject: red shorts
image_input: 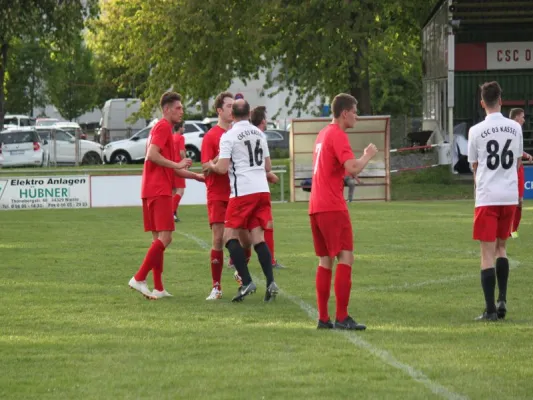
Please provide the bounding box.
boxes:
[518,165,525,198]
[207,200,228,226]
[142,196,174,232]
[310,210,353,257]
[225,193,272,230]
[473,205,515,242]
[174,176,186,189]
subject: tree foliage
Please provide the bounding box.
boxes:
[0,0,97,129]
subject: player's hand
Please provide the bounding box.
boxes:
[194,173,205,182]
[525,152,533,162]
[177,158,193,169]
[364,143,378,158]
[267,172,279,184]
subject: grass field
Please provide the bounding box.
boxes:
[1,200,532,399]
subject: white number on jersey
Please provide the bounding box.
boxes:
[313,143,322,174]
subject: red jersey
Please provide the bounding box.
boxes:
[173,134,185,162]
[309,123,354,214]
[201,125,230,201]
[141,118,175,198]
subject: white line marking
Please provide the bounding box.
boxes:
[175,231,469,400]
[362,258,520,292]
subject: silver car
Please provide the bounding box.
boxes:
[0,129,49,168]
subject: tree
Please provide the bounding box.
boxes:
[0,0,97,129]
[46,38,98,121]
[4,38,49,115]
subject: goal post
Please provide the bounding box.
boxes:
[289,116,391,202]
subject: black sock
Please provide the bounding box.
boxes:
[481,268,496,314]
[226,239,252,285]
[254,242,274,287]
[495,257,509,302]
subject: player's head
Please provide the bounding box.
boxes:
[480,81,502,112]
[173,121,184,134]
[332,93,358,128]
[509,108,525,126]
[232,99,250,122]
[160,91,183,125]
[214,91,234,124]
[251,106,267,131]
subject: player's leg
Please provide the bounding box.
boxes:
[495,205,514,319]
[232,229,253,287]
[473,206,498,321]
[129,197,172,300]
[205,200,226,300]
[249,225,278,302]
[149,196,174,298]
[265,220,286,269]
[224,197,255,302]
[310,213,334,329]
[331,211,365,330]
[511,198,522,238]
[173,187,185,222]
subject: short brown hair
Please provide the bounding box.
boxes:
[509,108,524,120]
[332,94,358,118]
[480,81,502,108]
[173,121,184,132]
[251,106,266,127]
[160,91,182,109]
[232,99,250,119]
[214,91,233,113]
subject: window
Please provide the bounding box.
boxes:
[184,123,198,133]
[134,127,151,139]
[54,130,72,141]
[264,130,284,141]
[0,131,39,144]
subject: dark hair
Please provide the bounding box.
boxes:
[509,108,524,120]
[331,93,358,118]
[250,106,266,127]
[480,81,502,108]
[232,99,250,119]
[214,91,233,113]
[160,91,182,109]
[173,121,184,132]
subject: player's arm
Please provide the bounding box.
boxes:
[263,137,272,173]
[175,168,205,182]
[146,142,192,170]
[267,171,279,184]
[344,144,377,176]
[467,130,478,184]
[208,136,231,175]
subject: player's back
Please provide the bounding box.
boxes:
[220,120,270,197]
[468,112,522,206]
[309,124,354,214]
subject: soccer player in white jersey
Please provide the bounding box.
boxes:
[206,99,279,302]
[467,81,523,321]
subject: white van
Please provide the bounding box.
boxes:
[4,114,35,129]
[100,98,147,144]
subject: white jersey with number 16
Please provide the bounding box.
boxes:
[219,120,270,198]
[467,112,522,207]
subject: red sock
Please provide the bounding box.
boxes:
[265,229,275,264]
[244,247,252,264]
[335,263,352,322]
[316,266,332,322]
[173,194,182,215]
[134,239,165,282]
[513,206,522,232]
[211,249,224,289]
[152,249,165,291]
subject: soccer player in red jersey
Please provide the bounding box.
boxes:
[202,92,249,300]
[508,108,532,238]
[128,92,203,300]
[310,93,378,330]
[172,122,187,222]
[206,99,279,302]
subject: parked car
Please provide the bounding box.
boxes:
[0,129,49,168]
[53,121,87,140]
[36,118,60,127]
[35,127,103,165]
[3,114,35,130]
[103,125,152,164]
[264,129,289,150]
[103,121,208,164]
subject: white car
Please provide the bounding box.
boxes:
[53,121,86,139]
[103,121,208,164]
[35,127,103,165]
[0,129,49,168]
